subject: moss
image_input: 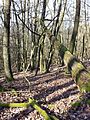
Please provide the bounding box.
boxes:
[49,115,59,120]
[64,67,71,74]
[71,62,85,78]
[59,44,67,59]
[59,44,90,93]
[29,98,52,120]
[80,82,90,92]
[67,56,79,73]
[0,98,59,120]
[11,89,18,96]
[29,98,59,120]
[76,71,90,92]
[48,104,55,109]
[0,86,6,92]
[71,101,81,107]
[6,76,14,82]
[64,51,73,66]
[0,102,30,108]
[71,99,90,110]
[75,69,86,83]
[86,100,90,105]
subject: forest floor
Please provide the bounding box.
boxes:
[0,62,90,120]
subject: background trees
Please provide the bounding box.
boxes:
[0,0,90,76]
[0,1,90,119]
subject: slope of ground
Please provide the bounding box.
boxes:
[0,64,90,120]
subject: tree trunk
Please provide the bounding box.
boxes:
[40,0,47,72]
[59,44,90,92]
[23,0,27,70]
[3,0,13,81]
[30,0,39,70]
[56,0,67,36]
[45,0,63,72]
[20,0,26,71]
[70,0,81,54]
[12,0,21,72]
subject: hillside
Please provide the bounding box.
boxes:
[0,64,90,120]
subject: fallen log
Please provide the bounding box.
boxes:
[59,44,90,92]
[0,102,30,108]
[0,98,59,120]
[29,98,59,120]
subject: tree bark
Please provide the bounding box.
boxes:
[59,44,90,92]
[70,0,81,54]
[39,0,47,73]
[12,0,21,72]
[46,1,62,72]
[0,98,59,120]
[3,0,13,81]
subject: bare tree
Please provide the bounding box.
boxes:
[40,0,47,72]
[70,0,81,54]
[3,0,13,80]
[12,0,21,72]
[46,0,62,72]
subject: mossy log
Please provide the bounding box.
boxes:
[29,98,59,120]
[0,102,30,108]
[0,98,34,108]
[0,98,58,120]
[59,44,90,92]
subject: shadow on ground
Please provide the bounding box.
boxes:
[0,66,86,120]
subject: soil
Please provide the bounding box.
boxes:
[0,64,90,120]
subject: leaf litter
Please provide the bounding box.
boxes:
[0,65,90,120]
